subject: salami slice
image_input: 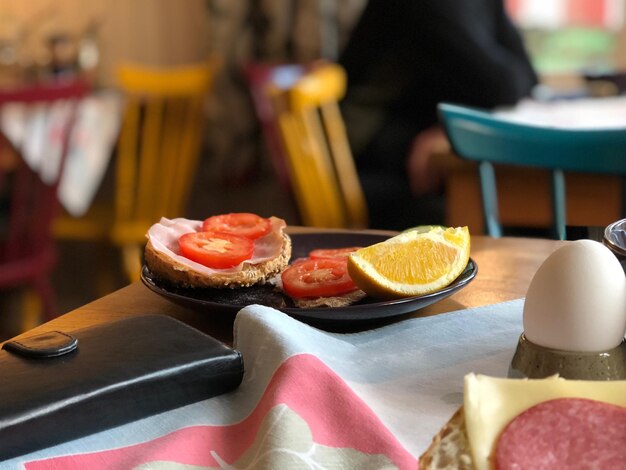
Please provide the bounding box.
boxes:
[495,398,626,470]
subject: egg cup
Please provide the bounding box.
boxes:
[508,333,626,380]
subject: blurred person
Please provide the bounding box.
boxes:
[339,0,538,230]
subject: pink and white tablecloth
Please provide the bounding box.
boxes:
[4,299,526,469]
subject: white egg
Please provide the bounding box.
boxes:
[523,240,626,352]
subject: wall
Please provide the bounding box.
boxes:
[0,0,367,86]
[0,0,213,87]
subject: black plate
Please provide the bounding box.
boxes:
[141,232,477,325]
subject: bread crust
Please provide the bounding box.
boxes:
[292,289,367,308]
[144,234,292,289]
[419,406,474,470]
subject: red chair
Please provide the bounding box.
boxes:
[243,62,306,191]
[0,79,88,321]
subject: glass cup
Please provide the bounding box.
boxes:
[604,218,626,272]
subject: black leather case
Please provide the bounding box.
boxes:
[0,314,244,460]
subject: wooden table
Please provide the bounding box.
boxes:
[445,161,622,235]
[3,234,567,346]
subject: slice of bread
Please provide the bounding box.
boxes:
[419,407,475,469]
[144,233,292,289]
[292,289,367,308]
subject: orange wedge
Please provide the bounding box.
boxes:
[347,226,470,299]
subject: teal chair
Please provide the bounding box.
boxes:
[438,102,626,240]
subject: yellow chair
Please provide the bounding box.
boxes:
[268,63,368,229]
[54,58,220,281]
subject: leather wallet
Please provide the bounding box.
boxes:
[0,314,244,460]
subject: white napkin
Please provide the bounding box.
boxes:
[234,299,525,455]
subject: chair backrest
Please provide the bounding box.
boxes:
[243,62,306,191]
[111,59,219,243]
[269,63,368,229]
[438,102,626,239]
[0,80,88,263]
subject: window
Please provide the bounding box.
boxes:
[506,0,625,74]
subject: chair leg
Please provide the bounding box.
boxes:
[550,169,567,240]
[122,244,142,282]
[478,161,502,238]
[20,288,43,332]
[94,242,121,297]
[34,277,58,322]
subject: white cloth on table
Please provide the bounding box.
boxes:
[495,95,626,129]
[0,90,122,216]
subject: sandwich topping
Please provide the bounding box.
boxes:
[281,258,358,299]
[179,231,255,269]
[201,212,272,240]
[495,397,626,469]
[147,216,287,275]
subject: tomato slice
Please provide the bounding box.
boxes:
[281,258,357,298]
[178,231,254,269]
[309,247,362,260]
[202,213,272,240]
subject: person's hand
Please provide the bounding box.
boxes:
[406,125,450,196]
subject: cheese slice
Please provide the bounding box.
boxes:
[464,373,626,470]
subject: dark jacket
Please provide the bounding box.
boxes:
[340,0,538,171]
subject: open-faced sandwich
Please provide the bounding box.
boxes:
[145,212,366,307]
[145,213,291,288]
[420,374,626,469]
